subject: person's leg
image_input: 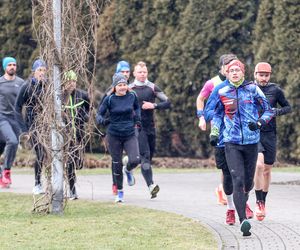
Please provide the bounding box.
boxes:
[138,129,153,187]
[31,133,45,186]
[225,143,247,223]
[107,134,123,191]
[0,120,19,185]
[215,147,228,205]
[216,147,235,225]
[261,132,277,204]
[123,135,140,171]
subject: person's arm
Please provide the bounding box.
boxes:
[273,87,292,116]
[96,96,110,126]
[210,99,224,146]
[82,91,90,123]
[132,92,141,124]
[153,85,171,110]
[15,82,29,132]
[196,80,213,130]
[249,86,274,130]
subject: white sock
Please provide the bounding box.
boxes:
[226,194,235,210]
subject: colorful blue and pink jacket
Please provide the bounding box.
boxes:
[211,80,274,145]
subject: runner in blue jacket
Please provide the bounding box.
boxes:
[210,59,273,237]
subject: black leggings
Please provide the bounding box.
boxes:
[225,143,258,222]
[107,134,140,190]
[31,132,46,186]
[215,147,233,195]
[138,129,156,186]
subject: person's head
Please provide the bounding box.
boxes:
[115,60,130,80]
[227,59,245,83]
[219,54,238,76]
[111,72,128,96]
[32,59,47,82]
[254,62,272,86]
[63,70,77,93]
[2,57,17,77]
[133,61,148,83]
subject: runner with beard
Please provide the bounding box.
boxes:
[0,57,24,188]
[253,62,292,221]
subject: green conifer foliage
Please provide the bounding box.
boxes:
[0,0,36,77]
[254,0,300,162]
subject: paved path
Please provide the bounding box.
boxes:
[2,171,300,250]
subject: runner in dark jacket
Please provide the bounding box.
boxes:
[96,72,141,203]
[253,62,292,221]
[129,61,170,199]
[0,57,24,188]
[15,59,48,195]
[62,70,90,200]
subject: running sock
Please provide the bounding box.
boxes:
[255,189,263,201]
[262,191,268,203]
[226,194,235,210]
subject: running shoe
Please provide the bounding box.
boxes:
[149,184,160,199]
[123,166,135,186]
[112,184,118,195]
[245,203,254,219]
[255,201,265,221]
[2,169,11,185]
[240,219,252,236]
[225,209,235,225]
[115,190,124,203]
[32,184,45,195]
[215,184,227,205]
[0,178,9,188]
[69,190,78,200]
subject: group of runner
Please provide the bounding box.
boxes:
[0,57,90,201]
[197,55,292,236]
[0,55,292,237]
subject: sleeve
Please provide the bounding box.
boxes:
[199,80,214,100]
[211,98,224,136]
[14,83,29,132]
[96,96,109,126]
[274,87,292,116]
[204,87,220,122]
[82,92,90,123]
[132,92,141,124]
[255,86,274,124]
[154,85,171,110]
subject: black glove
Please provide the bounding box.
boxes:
[135,121,142,132]
[248,119,265,131]
[210,135,219,146]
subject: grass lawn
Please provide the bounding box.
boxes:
[0,193,217,250]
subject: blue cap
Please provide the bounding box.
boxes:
[115,60,130,73]
[2,57,16,70]
[32,59,47,72]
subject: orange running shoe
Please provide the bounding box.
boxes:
[245,203,254,219]
[226,209,236,225]
[255,201,265,221]
[215,184,227,205]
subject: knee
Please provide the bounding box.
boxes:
[263,165,272,178]
[245,181,254,193]
[232,176,244,190]
[256,161,264,172]
[129,156,140,167]
[7,137,18,147]
[141,162,151,170]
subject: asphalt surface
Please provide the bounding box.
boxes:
[1,170,300,250]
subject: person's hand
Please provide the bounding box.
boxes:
[142,101,155,110]
[19,133,30,141]
[135,121,142,132]
[209,126,219,146]
[198,116,206,131]
[248,119,265,131]
[210,135,219,146]
[102,118,110,126]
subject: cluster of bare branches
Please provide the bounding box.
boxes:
[30,0,104,213]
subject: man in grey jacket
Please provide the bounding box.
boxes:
[0,57,24,188]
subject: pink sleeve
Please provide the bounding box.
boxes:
[199,80,214,99]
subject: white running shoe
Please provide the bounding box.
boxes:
[32,184,45,195]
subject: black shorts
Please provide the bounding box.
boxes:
[215,147,227,170]
[258,131,277,165]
